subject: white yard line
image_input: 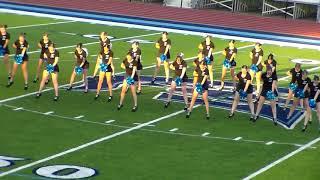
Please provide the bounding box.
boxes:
[266,141,274,145]
[0,43,254,104]
[7,21,76,29]
[169,128,179,132]
[233,137,242,141]
[13,107,23,111]
[243,137,320,180]
[105,120,116,124]
[74,115,84,119]
[1,103,314,148]
[0,106,197,178]
[133,123,155,127]
[43,111,54,115]
[202,132,210,137]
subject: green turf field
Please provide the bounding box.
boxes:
[0,12,320,180]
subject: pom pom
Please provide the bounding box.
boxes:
[266,90,276,100]
[14,54,23,64]
[75,66,83,75]
[289,83,297,91]
[295,89,305,99]
[309,99,316,108]
[0,45,4,56]
[223,59,231,69]
[204,56,211,64]
[46,64,54,74]
[250,64,259,73]
[239,89,247,99]
[175,77,182,86]
[160,54,167,62]
[126,76,135,85]
[195,83,203,95]
[100,63,108,72]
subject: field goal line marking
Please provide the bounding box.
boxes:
[0,43,254,104]
[7,20,76,29]
[243,137,320,180]
[0,104,200,178]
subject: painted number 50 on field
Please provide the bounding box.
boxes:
[0,155,98,179]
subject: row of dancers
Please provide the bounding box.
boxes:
[1,26,319,131]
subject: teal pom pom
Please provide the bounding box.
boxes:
[223,59,231,68]
[250,64,258,73]
[289,83,297,91]
[0,45,4,56]
[160,54,167,62]
[204,56,211,64]
[126,77,135,85]
[100,63,108,72]
[14,54,23,64]
[295,89,305,99]
[46,64,54,74]
[195,83,203,94]
[75,66,83,75]
[239,89,247,99]
[175,77,182,86]
[309,99,316,108]
[266,90,276,100]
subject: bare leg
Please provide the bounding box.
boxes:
[202,90,209,115]
[52,73,59,97]
[9,63,19,82]
[21,61,28,84]
[270,100,277,119]
[83,69,88,91]
[130,84,137,107]
[247,94,255,116]
[230,92,240,114]
[164,61,170,83]
[302,98,311,131]
[106,73,113,97]
[284,89,293,109]
[152,58,161,80]
[208,64,214,87]
[188,90,199,113]
[167,81,176,102]
[288,98,299,118]
[255,96,266,118]
[230,68,235,90]
[111,62,115,77]
[137,70,142,92]
[220,67,227,89]
[119,80,127,105]
[38,71,49,93]
[93,58,100,76]
[3,54,11,77]
[35,59,43,80]
[96,72,105,95]
[181,82,188,107]
[69,70,76,87]
[256,72,262,94]
[316,103,320,129]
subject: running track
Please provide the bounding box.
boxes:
[1,0,320,39]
